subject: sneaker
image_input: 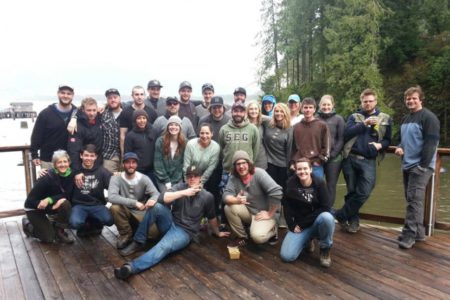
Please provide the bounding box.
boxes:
[22,217,34,238]
[319,248,332,268]
[114,263,132,280]
[227,238,247,248]
[398,236,415,249]
[56,227,74,244]
[306,240,315,253]
[116,235,132,250]
[347,220,360,233]
[119,241,146,256]
[268,234,279,246]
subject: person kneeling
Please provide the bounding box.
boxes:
[223,151,283,247]
[23,150,74,244]
[280,158,335,267]
[114,165,229,280]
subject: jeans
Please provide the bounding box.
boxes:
[130,203,191,273]
[401,166,433,238]
[280,212,335,262]
[312,165,324,179]
[336,156,376,223]
[69,205,114,229]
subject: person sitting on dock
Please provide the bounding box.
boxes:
[70,144,113,237]
[114,165,229,280]
[223,150,283,247]
[108,152,160,249]
[30,85,77,170]
[280,158,335,268]
[395,86,440,249]
[22,150,74,244]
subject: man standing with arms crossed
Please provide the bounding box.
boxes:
[395,86,439,249]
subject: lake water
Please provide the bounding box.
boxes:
[1,104,449,224]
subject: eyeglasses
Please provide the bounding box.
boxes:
[235,161,248,166]
[167,102,179,106]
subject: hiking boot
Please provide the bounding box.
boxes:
[338,220,349,232]
[22,217,34,238]
[119,241,146,256]
[398,233,426,242]
[114,263,132,280]
[306,240,315,253]
[116,235,132,250]
[398,236,415,249]
[56,227,74,244]
[347,220,360,233]
[319,247,332,268]
[227,237,247,248]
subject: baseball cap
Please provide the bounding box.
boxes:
[58,85,74,92]
[202,83,214,93]
[123,152,139,162]
[147,80,163,89]
[209,96,224,108]
[288,94,301,103]
[105,88,120,97]
[233,87,246,96]
[185,165,201,177]
[231,101,246,111]
[179,81,192,91]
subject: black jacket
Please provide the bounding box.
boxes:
[67,113,104,171]
[24,169,74,210]
[283,175,330,231]
[124,123,157,173]
[30,104,76,161]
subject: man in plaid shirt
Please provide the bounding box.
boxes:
[102,88,123,172]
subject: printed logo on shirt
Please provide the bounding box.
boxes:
[224,132,249,143]
[80,175,99,194]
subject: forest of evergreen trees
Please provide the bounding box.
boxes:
[258,0,450,144]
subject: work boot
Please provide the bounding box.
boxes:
[319,247,332,268]
[55,227,74,244]
[119,241,146,256]
[22,217,34,238]
[347,220,360,233]
[116,235,132,250]
[114,263,133,280]
[227,237,247,248]
[398,236,415,249]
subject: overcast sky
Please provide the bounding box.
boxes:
[0,0,263,104]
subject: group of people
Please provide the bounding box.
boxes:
[24,81,439,281]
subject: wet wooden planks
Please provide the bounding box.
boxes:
[1,216,450,300]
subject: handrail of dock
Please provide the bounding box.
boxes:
[0,145,449,235]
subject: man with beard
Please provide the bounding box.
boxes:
[101,88,123,172]
[31,85,77,170]
[120,86,158,156]
[177,81,199,131]
[195,83,215,119]
[225,87,247,117]
[219,101,260,174]
[144,79,166,116]
[108,152,160,249]
[152,96,197,139]
[198,96,230,142]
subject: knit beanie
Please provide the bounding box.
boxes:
[232,150,253,165]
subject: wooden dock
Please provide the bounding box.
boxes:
[1,216,450,300]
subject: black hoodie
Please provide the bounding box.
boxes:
[124,118,157,173]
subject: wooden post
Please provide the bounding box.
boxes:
[22,149,33,195]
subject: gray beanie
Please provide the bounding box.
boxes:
[167,115,182,127]
[232,150,253,165]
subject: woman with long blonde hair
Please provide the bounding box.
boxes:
[246,100,269,170]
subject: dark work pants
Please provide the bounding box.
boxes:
[401,166,433,238]
[324,157,342,207]
[25,200,72,243]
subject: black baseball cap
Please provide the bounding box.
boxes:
[202,83,214,93]
[147,80,163,89]
[105,88,120,97]
[209,96,224,108]
[233,87,246,96]
[179,81,192,91]
[58,85,74,92]
[185,165,201,177]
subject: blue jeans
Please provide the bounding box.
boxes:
[69,205,113,229]
[130,203,191,273]
[336,156,376,223]
[280,212,335,262]
[312,165,324,179]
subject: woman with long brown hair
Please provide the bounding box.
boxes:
[154,116,186,192]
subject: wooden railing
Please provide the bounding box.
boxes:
[0,145,449,236]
